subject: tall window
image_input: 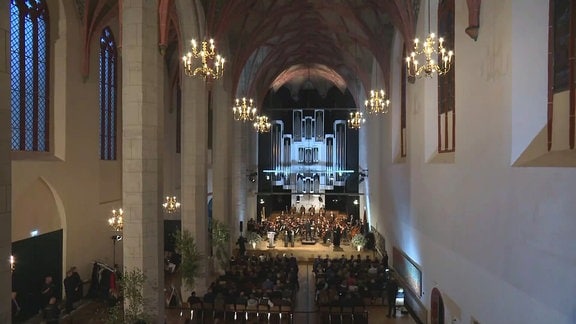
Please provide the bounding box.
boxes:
[99,27,117,160]
[549,0,575,149]
[10,0,50,152]
[437,0,455,153]
[401,46,407,158]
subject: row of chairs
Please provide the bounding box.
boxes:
[181,302,294,323]
[317,305,368,324]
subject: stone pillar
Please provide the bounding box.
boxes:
[181,76,209,293]
[246,125,259,225]
[231,117,248,232]
[0,1,13,322]
[211,85,234,242]
[121,1,164,321]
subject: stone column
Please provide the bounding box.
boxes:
[181,76,209,293]
[246,124,259,225]
[231,116,249,233]
[0,1,13,322]
[121,1,164,321]
[211,85,234,240]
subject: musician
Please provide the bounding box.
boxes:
[333,225,342,247]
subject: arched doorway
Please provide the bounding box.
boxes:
[431,287,445,324]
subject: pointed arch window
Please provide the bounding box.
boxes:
[10,0,50,152]
[401,46,408,158]
[99,27,117,160]
[437,0,456,153]
[548,0,575,149]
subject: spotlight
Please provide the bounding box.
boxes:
[111,235,123,241]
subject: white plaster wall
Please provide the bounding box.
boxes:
[11,1,123,280]
[368,0,576,323]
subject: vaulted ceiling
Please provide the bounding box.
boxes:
[204,0,420,102]
[76,0,421,104]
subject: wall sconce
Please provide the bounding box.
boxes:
[9,255,15,272]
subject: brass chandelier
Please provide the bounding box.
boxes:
[233,97,257,122]
[253,115,271,133]
[365,89,390,114]
[182,38,225,79]
[347,112,365,129]
[108,208,124,232]
[162,196,181,213]
[405,0,453,78]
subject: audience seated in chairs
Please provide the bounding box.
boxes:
[178,252,298,323]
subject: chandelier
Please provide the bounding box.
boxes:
[108,208,124,232]
[405,1,454,78]
[233,97,257,122]
[253,115,271,133]
[365,89,390,114]
[162,196,181,213]
[182,38,225,80]
[347,112,365,129]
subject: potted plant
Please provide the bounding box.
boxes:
[174,230,203,290]
[211,219,230,271]
[246,231,262,249]
[106,267,150,324]
[351,233,367,251]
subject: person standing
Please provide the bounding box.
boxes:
[70,267,83,300]
[40,275,56,311]
[63,270,75,314]
[236,235,247,256]
[64,268,82,314]
[386,277,399,318]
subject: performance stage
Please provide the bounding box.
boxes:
[245,240,380,263]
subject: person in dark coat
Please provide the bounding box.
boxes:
[386,278,399,318]
[236,235,247,256]
[40,275,56,311]
[63,268,82,314]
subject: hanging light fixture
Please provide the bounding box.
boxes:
[253,115,271,133]
[162,196,181,213]
[233,97,257,122]
[365,89,390,114]
[182,38,225,80]
[347,112,365,129]
[405,0,454,78]
[108,208,124,232]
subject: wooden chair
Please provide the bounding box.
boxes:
[268,304,281,322]
[318,305,332,324]
[234,303,246,321]
[353,305,368,323]
[213,301,227,321]
[189,302,203,323]
[258,303,270,320]
[340,306,354,322]
[279,304,293,323]
[246,303,258,321]
[201,302,214,322]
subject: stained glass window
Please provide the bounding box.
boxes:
[10,0,50,152]
[99,27,117,160]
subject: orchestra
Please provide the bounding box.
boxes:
[249,205,364,247]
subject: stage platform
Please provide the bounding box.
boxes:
[244,240,380,262]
